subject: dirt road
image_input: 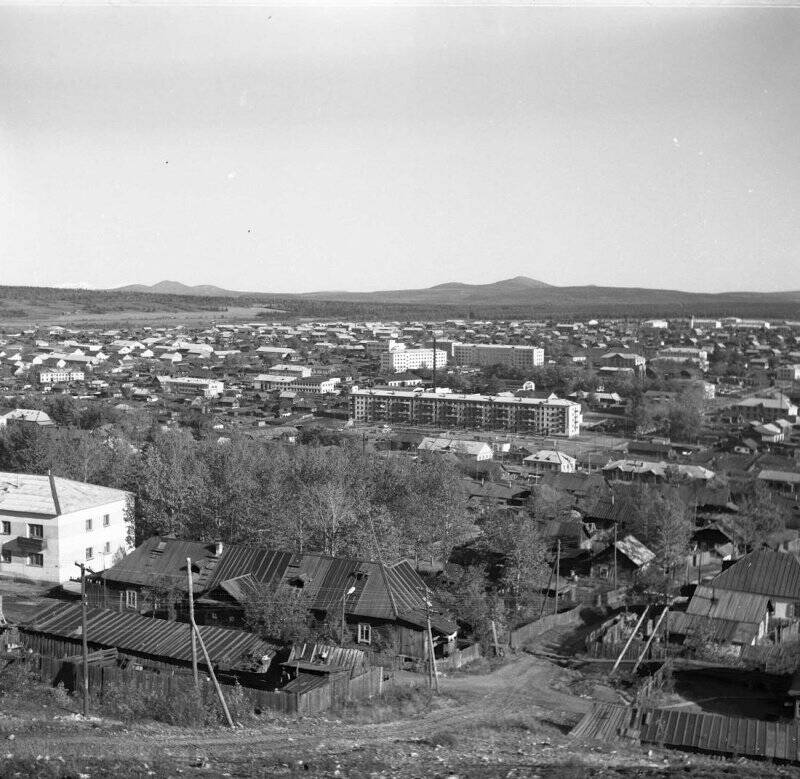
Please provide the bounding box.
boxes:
[4,653,588,760]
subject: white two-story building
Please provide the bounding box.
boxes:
[0,472,133,584]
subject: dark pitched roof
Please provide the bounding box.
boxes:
[24,602,274,671]
[711,549,800,600]
[101,536,457,636]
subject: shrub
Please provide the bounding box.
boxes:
[0,657,39,697]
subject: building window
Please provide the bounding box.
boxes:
[2,551,11,564]
[104,541,111,554]
[28,553,43,567]
[28,524,43,539]
[103,514,110,527]
[125,590,138,609]
[357,623,371,645]
[85,518,93,531]
[1,521,10,535]
[85,547,93,561]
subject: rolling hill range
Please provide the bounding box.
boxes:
[0,277,799,325]
[113,276,800,310]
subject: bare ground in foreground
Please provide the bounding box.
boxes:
[2,651,800,777]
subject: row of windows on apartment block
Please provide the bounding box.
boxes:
[1,541,115,568]
[1,514,112,539]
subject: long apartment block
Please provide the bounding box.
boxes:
[451,343,544,369]
[350,388,582,437]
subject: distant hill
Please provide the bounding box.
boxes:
[4,275,789,322]
[301,276,557,304]
[116,280,243,297]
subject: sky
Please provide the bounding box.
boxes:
[1,4,799,294]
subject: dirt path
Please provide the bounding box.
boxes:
[4,653,590,762]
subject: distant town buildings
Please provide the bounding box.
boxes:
[157,375,224,399]
[451,343,544,370]
[777,364,800,383]
[349,388,582,437]
[379,347,447,374]
[38,368,85,384]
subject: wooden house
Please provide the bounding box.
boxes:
[90,536,457,669]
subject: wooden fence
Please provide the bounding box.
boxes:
[29,653,386,716]
[436,642,482,672]
[508,605,584,649]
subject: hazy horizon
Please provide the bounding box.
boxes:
[2,5,799,294]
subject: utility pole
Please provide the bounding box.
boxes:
[554,539,561,616]
[425,595,439,694]
[186,557,199,689]
[75,562,89,717]
[613,524,618,591]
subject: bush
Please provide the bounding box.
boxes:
[100,679,215,726]
[0,657,39,697]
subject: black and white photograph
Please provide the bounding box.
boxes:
[2,0,800,776]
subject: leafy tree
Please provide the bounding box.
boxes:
[137,429,209,539]
[244,583,315,645]
[435,564,506,650]
[666,388,705,442]
[482,510,551,624]
[737,482,787,552]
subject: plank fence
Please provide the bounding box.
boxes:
[27,653,386,716]
[508,605,584,649]
[436,642,482,671]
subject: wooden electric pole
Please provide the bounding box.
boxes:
[75,562,89,717]
[553,539,561,616]
[186,557,199,689]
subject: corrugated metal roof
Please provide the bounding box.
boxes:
[285,643,366,675]
[712,549,800,600]
[99,536,216,590]
[23,603,275,672]
[640,708,800,764]
[103,537,457,636]
[281,672,329,694]
[668,610,759,645]
[686,585,770,625]
[574,704,800,765]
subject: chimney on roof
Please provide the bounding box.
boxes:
[48,469,62,516]
[214,540,224,557]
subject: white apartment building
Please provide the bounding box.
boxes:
[451,343,544,370]
[157,376,224,398]
[253,374,341,394]
[379,347,447,374]
[350,388,582,437]
[38,368,85,384]
[0,472,132,584]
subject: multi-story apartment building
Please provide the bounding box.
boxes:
[38,368,85,384]
[349,388,582,437]
[653,347,709,371]
[157,376,224,399]
[777,365,800,383]
[253,374,341,394]
[451,343,544,370]
[733,397,798,422]
[379,347,447,374]
[0,472,132,584]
